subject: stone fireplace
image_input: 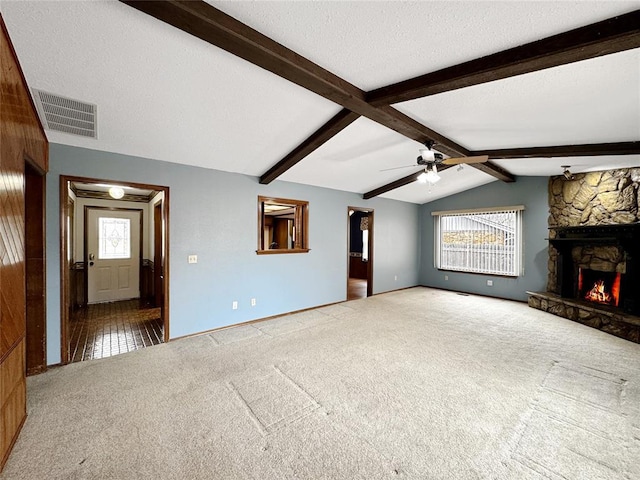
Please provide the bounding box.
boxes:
[528,169,640,343]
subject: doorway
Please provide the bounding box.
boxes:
[60,175,170,364]
[347,207,373,300]
[25,159,46,376]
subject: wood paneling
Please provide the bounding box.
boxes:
[1,17,48,471]
[141,260,154,303]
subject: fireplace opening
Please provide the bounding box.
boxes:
[578,268,621,307]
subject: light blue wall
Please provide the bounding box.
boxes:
[46,144,420,364]
[419,176,549,301]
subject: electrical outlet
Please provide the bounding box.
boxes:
[394,275,398,281]
[251,298,256,307]
[188,254,197,264]
[487,280,493,286]
[444,275,448,281]
[232,301,238,310]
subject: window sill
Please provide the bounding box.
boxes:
[256,248,310,255]
[437,268,519,278]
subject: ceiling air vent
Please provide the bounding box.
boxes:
[32,89,97,138]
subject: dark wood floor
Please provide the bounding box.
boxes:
[69,299,163,363]
[348,277,367,300]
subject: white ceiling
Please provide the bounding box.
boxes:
[2,1,639,204]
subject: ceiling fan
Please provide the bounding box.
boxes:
[381,141,489,172]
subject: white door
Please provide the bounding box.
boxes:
[87,208,141,304]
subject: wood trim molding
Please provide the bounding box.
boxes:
[74,190,154,203]
[257,195,309,253]
[363,164,454,200]
[367,10,640,106]
[473,141,640,160]
[63,175,163,193]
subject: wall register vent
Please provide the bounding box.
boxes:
[32,89,97,138]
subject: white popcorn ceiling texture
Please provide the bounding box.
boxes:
[2,1,638,204]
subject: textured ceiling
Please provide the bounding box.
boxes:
[2,1,639,204]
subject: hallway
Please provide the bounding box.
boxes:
[69,300,163,363]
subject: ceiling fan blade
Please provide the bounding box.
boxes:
[442,155,489,165]
[380,165,418,172]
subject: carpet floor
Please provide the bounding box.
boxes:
[2,287,639,479]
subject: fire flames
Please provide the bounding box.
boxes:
[581,271,621,306]
[585,280,612,304]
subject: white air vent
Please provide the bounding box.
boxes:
[32,89,97,138]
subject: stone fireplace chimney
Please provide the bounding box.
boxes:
[528,169,640,343]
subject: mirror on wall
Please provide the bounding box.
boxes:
[257,196,309,254]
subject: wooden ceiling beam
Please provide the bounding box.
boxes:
[363,164,454,200]
[259,109,359,184]
[120,0,474,181]
[367,10,640,106]
[472,141,640,159]
[467,162,515,182]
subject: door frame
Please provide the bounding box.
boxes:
[153,202,163,309]
[24,155,47,376]
[59,175,170,364]
[84,206,143,305]
[347,207,374,297]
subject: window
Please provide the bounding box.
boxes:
[257,196,309,254]
[98,217,131,259]
[433,206,524,276]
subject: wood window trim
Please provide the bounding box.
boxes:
[257,196,309,254]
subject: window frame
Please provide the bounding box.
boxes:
[432,205,524,277]
[257,196,310,255]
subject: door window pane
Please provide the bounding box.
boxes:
[99,217,131,259]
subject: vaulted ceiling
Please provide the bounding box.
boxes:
[2,1,639,204]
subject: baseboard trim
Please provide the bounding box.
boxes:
[419,284,528,303]
[169,300,346,343]
[170,286,430,343]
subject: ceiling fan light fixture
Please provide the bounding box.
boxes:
[419,149,435,162]
[418,164,440,185]
[425,170,440,184]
